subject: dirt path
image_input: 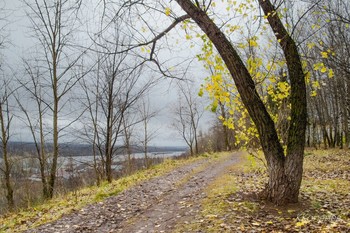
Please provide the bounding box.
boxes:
[26,152,241,233]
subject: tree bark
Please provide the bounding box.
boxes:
[48,42,59,199]
[175,0,307,205]
[219,102,231,151]
[258,0,307,204]
[0,103,14,210]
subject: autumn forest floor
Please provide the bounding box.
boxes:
[1,150,349,232]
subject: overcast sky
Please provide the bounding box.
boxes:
[0,0,214,147]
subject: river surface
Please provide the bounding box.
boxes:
[58,151,186,166]
[0,151,187,180]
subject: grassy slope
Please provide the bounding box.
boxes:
[0,155,211,233]
[175,149,350,232]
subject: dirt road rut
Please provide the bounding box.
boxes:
[26,153,241,233]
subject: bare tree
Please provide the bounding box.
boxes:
[0,77,14,210]
[16,60,50,199]
[0,2,9,52]
[0,2,15,210]
[121,108,138,174]
[299,0,350,149]
[79,67,105,185]
[23,0,85,198]
[80,43,156,183]
[137,96,158,168]
[172,81,204,156]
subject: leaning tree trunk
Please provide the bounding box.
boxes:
[175,0,307,205]
[258,0,307,204]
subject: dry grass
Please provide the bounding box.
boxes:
[176,149,350,232]
[0,155,207,233]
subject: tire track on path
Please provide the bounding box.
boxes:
[26,152,241,233]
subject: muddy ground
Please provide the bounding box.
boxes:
[25,153,241,233]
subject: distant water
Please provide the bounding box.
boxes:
[0,151,186,164]
[58,151,186,167]
[0,151,186,169]
[1,151,186,181]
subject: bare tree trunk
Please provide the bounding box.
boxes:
[143,118,149,168]
[219,102,231,151]
[48,95,59,198]
[18,62,50,199]
[24,0,85,199]
[122,116,133,174]
[39,113,49,199]
[191,114,199,155]
[105,108,113,183]
[173,81,203,157]
[48,44,59,198]
[258,0,307,204]
[0,102,14,210]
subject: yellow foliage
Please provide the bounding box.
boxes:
[248,38,257,47]
[321,51,328,58]
[185,34,192,40]
[313,62,324,71]
[277,81,289,93]
[328,68,334,78]
[295,219,310,227]
[307,42,315,49]
[165,7,171,16]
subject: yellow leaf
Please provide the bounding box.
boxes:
[313,62,323,71]
[328,68,334,78]
[277,93,285,99]
[238,43,247,49]
[320,66,327,73]
[321,51,328,58]
[269,77,276,83]
[295,220,309,227]
[307,42,315,49]
[165,7,171,16]
[278,82,289,93]
[312,80,320,89]
[214,64,224,71]
[295,222,303,227]
[198,88,204,97]
[305,71,311,83]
